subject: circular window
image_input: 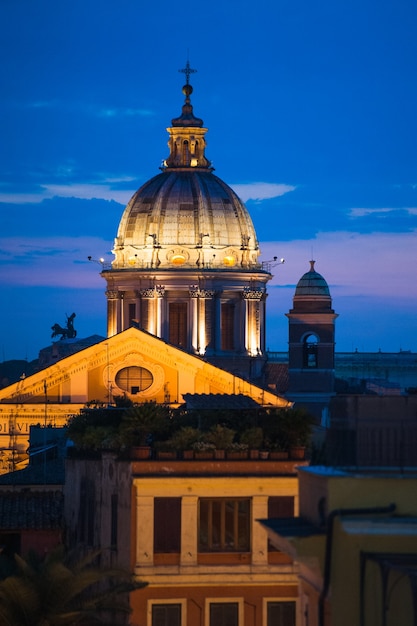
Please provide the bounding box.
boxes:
[171,254,186,265]
[223,255,236,267]
[115,366,153,394]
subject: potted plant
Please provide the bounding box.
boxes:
[269,443,289,461]
[226,442,249,460]
[207,425,236,459]
[192,441,216,459]
[154,440,178,460]
[240,427,263,459]
[120,402,170,459]
[165,426,202,459]
[280,408,314,460]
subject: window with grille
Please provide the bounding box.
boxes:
[266,601,296,626]
[115,366,153,393]
[152,603,181,626]
[209,602,239,626]
[199,498,250,552]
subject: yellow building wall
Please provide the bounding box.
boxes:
[130,474,301,626]
[295,468,417,626]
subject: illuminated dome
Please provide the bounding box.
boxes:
[114,171,258,269]
[103,63,271,378]
[113,69,259,270]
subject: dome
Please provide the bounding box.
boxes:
[114,170,259,269]
[295,260,330,297]
[112,68,260,270]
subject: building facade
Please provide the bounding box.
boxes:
[65,453,307,626]
[262,466,417,626]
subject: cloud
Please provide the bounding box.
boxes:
[230,182,296,202]
[260,230,417,299]
[44,184,134,204]
[0,183,134,205]
[26,100,58,109]
[0,179,296,207]
[261,230,417,352]
[98,107,155,118]
[0,236,113,288]
[349,207,417,217]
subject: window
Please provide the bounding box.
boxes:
[182,140,189,165]
[266,601,296,626]
[154,498,181,553]
[169,303,188,347]
[78,478,95,546]
[221,303,235,350]
[110,494,118,548]
[268,496,294,518]
[209,602,239,626]
[115,366,153,393]
[268,497,294,552]
[199,498,250,552]
[128,302,136,325]
[152,603,181,626]
[303,334,318,368]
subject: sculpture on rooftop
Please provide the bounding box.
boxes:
[51,312,77,340]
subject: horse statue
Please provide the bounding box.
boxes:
[51,312,77,340]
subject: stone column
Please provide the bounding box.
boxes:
[242,288,264,356]
[154,285,165,338]
[189,286,199,353]
[181,496,198,566]
[251,495,269,565]
[189,288,215,355]
[214,291,222,352]
[105,290,120,337]
[133,290,141,327]
[140,286,165,338]
[135,494,154,567]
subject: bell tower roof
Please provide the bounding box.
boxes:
[295,260,331,297]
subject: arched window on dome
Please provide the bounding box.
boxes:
[182,140,189,166]
[303,334,318,368]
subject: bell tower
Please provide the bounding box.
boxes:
[286,261,338,420]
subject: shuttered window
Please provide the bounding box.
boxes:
[154,498,181,553]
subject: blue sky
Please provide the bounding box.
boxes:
[1,0,416,361]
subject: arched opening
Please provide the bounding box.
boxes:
[303,334,318,368]
[182,140,189,165]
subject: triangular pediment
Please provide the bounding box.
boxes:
[0,328,290,409]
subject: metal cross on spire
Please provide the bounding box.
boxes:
[179,59,197,85]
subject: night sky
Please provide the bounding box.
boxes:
[1,0,417,361]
